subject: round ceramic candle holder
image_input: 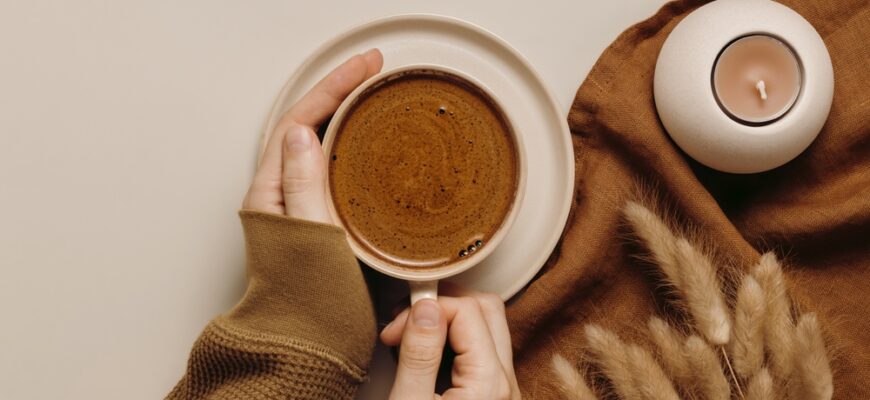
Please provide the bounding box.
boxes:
[653,0,834,174]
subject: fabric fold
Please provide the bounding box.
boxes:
[506,0,870,398]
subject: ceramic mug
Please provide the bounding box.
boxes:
[322,64,526,304]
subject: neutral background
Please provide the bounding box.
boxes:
[0,0,667,398]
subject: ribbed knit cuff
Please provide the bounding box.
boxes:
[168,319,365,399]
[224,210,376,373]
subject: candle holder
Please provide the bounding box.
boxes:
[653,0,833,174]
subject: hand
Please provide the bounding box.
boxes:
[380,287,521,400]
[242,49,383,223]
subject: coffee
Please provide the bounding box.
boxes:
[328,69,519,270]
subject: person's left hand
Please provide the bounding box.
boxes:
[242,49,383,223]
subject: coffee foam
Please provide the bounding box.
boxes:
[329,70,518,270]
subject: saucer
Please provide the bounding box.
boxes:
[260,14,573,399]
[261,14,574,300]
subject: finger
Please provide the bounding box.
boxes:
[281,124,331,223]
[284,48,383,128]
[380,307,410,346]
[470,293,519,398]
[389,299,447,400]
[245,116,289,214]
[440,284,514,374]
[442,297,501,363]
[443,297,511,400]
[385,297,502,365]
[440,284,519,397]
[474,295,519,398]
[383,297,510,398]
[242,177,284,214]
[248,49,383,215]
[252,49,381,198]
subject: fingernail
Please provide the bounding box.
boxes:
[362,48,378,56]
[362,48,381,63]
[381,319,395,333]
[412,299,440,328]
[285,125,312,154]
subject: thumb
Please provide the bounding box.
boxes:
[389,299,447,400]
[282,124,331,224]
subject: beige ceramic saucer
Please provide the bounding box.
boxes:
[262,14,573,300]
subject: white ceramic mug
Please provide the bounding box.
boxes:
[322,64,526,304]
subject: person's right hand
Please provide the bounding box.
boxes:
[380,288,521,400]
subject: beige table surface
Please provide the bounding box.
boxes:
[0,1,666,398]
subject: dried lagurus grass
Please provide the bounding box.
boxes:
[673,238,732,345]
[551,354,597,400]
[684,335,730,400]
[647,317,693,389]
[752,253,795,380]
[745,368,775,400]
[623,202,682,286]
[623,202,731,346]
[583,325,641,400]
[793,313,834,400]
[625,344,680,400]
[731,275,766,379]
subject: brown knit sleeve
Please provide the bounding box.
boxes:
[168,210,376,399]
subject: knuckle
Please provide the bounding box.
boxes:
[243,183,288,215]
[476,293,506,315]
[458,296,482,312]
[451,357,488,377]
[399,341,442,373]
[249,177,276,193]
[282,175,314,195]
[453,375,511,400]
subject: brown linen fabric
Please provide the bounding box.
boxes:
[505,0,870,398]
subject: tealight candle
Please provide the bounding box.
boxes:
[653,0,833,174]
[713,35,802,124]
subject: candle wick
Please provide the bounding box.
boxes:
[756,80,768,101]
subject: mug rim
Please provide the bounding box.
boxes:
[322,63,527,281]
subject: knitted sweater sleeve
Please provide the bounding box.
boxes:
[167,210,376,399]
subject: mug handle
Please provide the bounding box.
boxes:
[409,280,438,304]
